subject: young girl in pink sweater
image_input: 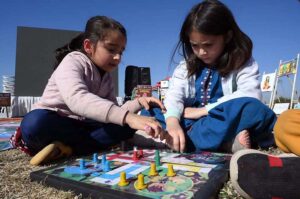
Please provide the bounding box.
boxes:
[18,16,165,165]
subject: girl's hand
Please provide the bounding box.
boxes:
[137,97,166,113]
[183,107,208,119]
[165,117,185,153]
[124,112,164,138]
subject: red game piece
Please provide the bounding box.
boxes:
[133,150,138,161]
[139,149,143,158]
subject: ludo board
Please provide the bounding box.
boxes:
[30,149,231,199]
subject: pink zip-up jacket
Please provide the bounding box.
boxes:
[34,51,141,126]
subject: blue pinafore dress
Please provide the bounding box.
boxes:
[141,67,277,152]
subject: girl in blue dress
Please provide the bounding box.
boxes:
[142,0,277,153]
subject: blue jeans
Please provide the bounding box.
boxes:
[20,109,135,155]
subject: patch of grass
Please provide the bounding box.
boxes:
[0,149,79,199]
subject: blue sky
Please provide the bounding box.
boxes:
[0,0,300,98]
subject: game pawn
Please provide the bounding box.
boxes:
[133,150,138,161]
[154,150,161,166]
[118,171,129,186]
[104,160,111,172]
[93,153,99,163]
[101,154,106,169]
[136,174,147,190]
[167,164,176,177]
[148,162,158,176]
[79,159,86,170]
[133,146,139,161]
[139,149,143,158]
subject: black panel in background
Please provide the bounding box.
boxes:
[124,65,151,97]
[14,26,119,97]
[125,65,139,96]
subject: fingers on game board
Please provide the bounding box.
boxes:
[144,125,151,133]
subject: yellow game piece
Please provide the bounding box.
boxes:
[167,164,176,177]
[118,171,129,186]
[149,162,158,176]
[136,174,147,190]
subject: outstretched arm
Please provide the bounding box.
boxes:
[165,117,185,153]
[124,112,165,139]
[121,96,166,113]
[137,97,166,112]
[183,107,208,119]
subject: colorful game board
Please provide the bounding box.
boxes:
[0,119,21,151]
[30,149,231,199]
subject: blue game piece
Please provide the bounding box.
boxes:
[104,160,111,172]
[79,159,86,170]
[102,154,106,162]
[91,172,101,177]
[101,154,107,168]
[93,153,99,163]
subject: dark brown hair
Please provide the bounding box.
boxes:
[175,0,252,77]
[54,16,127,69]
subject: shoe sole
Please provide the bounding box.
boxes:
[30,141,72,166]
[230,149,297,199]
[30,143,58,166]
[230,149,269,199]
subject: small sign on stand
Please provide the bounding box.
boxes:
[133,85,152,99]
[0,93,11,118]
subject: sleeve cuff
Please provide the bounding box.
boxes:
[106,105,129,126]
[164,109,181,120]
[121,99,142,113]
[205,101,221,112]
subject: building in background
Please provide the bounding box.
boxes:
[1,27,119,118]
[14,26,118,97]
[2,75,15,95]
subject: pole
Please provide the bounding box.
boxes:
[271,60,282,109]
[290,53,300,108]
[269,69,277,108]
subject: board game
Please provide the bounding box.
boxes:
[0,118,21,151]
[30,149,231,199]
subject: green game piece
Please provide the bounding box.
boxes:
[155,150,161,166]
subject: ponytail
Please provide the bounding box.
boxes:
[54,33,84,69]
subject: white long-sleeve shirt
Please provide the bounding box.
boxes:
[164,57,262,120]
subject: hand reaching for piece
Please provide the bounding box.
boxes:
[137,97,166,113]
[165,117,186,153]
[124,112,164,139]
